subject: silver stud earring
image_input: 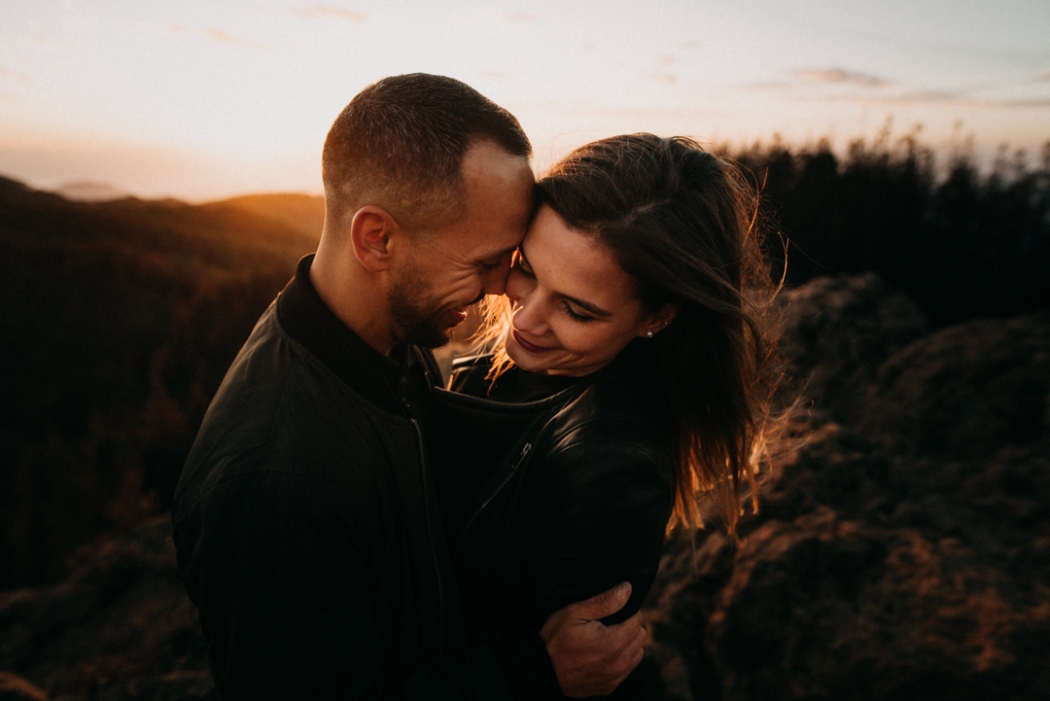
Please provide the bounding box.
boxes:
[646,331,654,338]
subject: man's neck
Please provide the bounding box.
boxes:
[309,250,399,356]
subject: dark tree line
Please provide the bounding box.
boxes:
[0,177,317,587]
[728,133,1050,327]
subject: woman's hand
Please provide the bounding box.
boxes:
[540,582,646,697]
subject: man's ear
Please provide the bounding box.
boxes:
[350,206,399,272]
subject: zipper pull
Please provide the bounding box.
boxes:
[519,443,532,460]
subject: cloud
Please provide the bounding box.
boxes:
[996,97,1050,107]
[294,5,367,22]
[739,75,1050,110]
[797,89,1050,109]
[169,23,266,48]
[0,66,32,85]
[897,88,967,103]
[748,80,792,91]
[204,28,266,48]
[793,68,890,88]
[502,12,536,24]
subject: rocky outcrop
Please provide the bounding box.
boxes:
[0,519,214,700]
[858,311,1050,458]
[776,272,928,426]
[645,275,1050,701]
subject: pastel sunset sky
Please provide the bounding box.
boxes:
[2,0,1048,200]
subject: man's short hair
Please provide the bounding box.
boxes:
[322,73,532,233]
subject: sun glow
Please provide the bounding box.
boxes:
[1,0,1047,200]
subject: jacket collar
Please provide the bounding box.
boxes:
[276,254,413,417]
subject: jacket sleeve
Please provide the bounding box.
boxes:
[173,469,514,701]
[523,430,675,628]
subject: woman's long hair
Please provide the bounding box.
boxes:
[478,134,784,534]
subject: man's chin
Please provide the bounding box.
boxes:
[397,305,470,349]
[404,323,454,349]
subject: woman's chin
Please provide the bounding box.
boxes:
[505,340,543,373]
[504,342,527,368]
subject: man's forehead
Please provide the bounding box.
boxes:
[425,226,518,261]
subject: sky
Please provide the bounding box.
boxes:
[1,0,1048,201]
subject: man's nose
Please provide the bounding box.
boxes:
[480,258,512,297]
[481,273,506,297]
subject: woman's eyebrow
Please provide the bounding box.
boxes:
[520,245,613,317]
[560,294,613,317]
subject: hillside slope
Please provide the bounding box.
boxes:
[0,176,318,587]
[206,192,325,240]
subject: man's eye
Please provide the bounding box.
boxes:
[511,259,535,278]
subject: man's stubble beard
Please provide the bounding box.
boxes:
[388,265,454,349]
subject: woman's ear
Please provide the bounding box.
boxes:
[639,303,679,338]
[350,206,399,272]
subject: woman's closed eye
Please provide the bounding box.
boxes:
[561,301,597,322]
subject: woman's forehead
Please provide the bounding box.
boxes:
[524,207,636,308]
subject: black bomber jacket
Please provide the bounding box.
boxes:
[427,341,677,699]
[171,256,513,700]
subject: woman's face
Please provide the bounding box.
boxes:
[504,205,671,377]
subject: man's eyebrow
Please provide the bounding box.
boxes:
[520,245,613,318]
[478,243,519,263]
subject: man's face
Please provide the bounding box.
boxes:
[389,140,534,348]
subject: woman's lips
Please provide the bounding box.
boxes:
[512,330,554,353]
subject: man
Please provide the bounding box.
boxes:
[171,74,645,699]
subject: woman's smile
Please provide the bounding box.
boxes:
[511,329,555,353]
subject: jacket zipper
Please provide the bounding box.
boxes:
[457,442,532,550]
[410,418,446,652]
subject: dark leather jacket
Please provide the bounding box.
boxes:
[171,256,512,700]
[427,341,676,699]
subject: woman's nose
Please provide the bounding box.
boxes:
[511,293,546,335]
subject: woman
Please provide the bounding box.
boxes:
[426,134,778,699]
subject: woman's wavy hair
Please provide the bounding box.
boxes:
[479,133,783,534]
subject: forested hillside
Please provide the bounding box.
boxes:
[0,177,319,586]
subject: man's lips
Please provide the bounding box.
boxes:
[439,307,469,330]
[512,330,554,353]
